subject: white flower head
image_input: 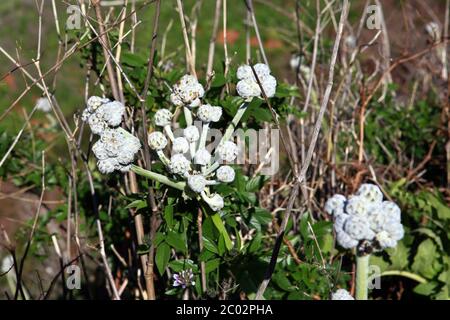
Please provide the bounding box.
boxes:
[148,131,168,150]
[169,154,191,175]
[261,75,277,98]
[356,184,383,206]
[237,65,253,80]
[216,141,238,162]
[100,101,125,127]
[210,106,222,122]
[253,63,271,78]
[236,63,277,99]
[381,201,401,222]
[345,195,370,216]
[216,165,235,183]
[97,158,119,174]
[236,78,261,99]
[325,194,346,216]
[374,212,404,249]
[154,109,173,127]
[172,137,189,154]
[188,174,207,193]
[343,215,375,241]
[82,97,124,134]
[202,193,224,212]
[194,148,211,166]
[184,125,200,142]
[35,97,52,112]
[170,75,204,108]
[332,289,354,300]
[87,112,108,135]
[94,128,141,174]
[197,104,223,123]
[87,96,109,112]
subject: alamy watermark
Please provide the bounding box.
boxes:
[365,5,381,30]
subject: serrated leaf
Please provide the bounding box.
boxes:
[412,239,441,279]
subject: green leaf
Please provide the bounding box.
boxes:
[205,258,221,273]
[211,213,233,251]
[425,193,450,220]
[164,205,174,229]
[248,233,262,253]
[253,207,272,226]
[413,227,444,251]
[169,259,198,273]
[155,243,170,275]
[202,236,219,254]
[272,272,295,292]
[412,239,442,279]
[387,241,409,270]
[166,231,186,253]
[121,52,146,67]
[414,281,439,296]
[125,199,147,210]
[245,175,269,192]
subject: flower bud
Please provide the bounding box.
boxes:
[172,137,189,154]
[188,174,207,193]
[194,148,212,165]
[148,131,168,150]
[154,109,173,127]
[169,154,191,175]
[184,125,200,142]
[216,141,238,162]
[216,165,235,183]
[332,289,354,300]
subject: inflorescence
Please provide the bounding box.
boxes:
[325,183,404,254]
[82,96,141,174]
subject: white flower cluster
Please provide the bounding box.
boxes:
[149,76,240,211]
[170,74,205,108]
[35,97,52,113]
[82,96,141,174]
[236,63,277,100]
[82,96,125,134]
[331,289,354,300]
[325,183,404,252]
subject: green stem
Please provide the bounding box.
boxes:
[131,165,185,190]
[199,122,209,151]
[204,102,249,176]
[220,101,249,144]
[355,254,370,300]
[184,106,193,126]
[380,271,427,284]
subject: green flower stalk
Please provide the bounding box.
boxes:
[355,254,370,300]
[131,165,186,190]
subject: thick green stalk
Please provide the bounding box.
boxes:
[131,165,185,190]
[355,254,370,300]
[221,101,249,144]
[184,106,193,126]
